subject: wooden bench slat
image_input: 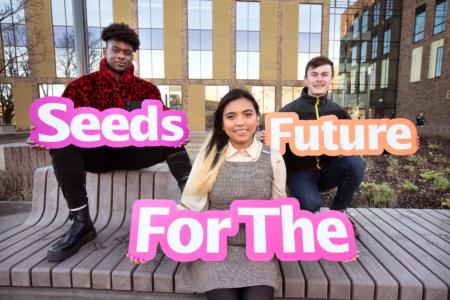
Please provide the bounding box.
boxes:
[347,209,422,300]
[92,243,129,289]
[152,164,181,201]
[71,171,128,288]
[90,170,141,289]
[299,261,328,299]
[434,209,450,217]
[394,209,449,246]
[7,182,70,287]
[382,209,450,254]
[406,208,449,234]
[51,172,113,288]
[0,168,47,241]
[81,170,141,290]
[154,255,179,293]
[279,261,305,298]
[376,209,450,268]
[0,169,62,257]
[410,209,449,230]
[319,260,351,299]
[111,254,138,291]
[350,241,396,300]
[133,252,164,292]
[362,209,450,287]
[421,209,450,224]
[354,208,447,300]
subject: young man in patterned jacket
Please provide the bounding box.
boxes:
[31,23,192,262]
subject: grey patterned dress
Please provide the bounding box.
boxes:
[176,144,281,293]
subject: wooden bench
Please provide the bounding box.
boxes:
[1,165,449,299]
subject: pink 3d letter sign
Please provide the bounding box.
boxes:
[29,97,189,149]
[128,198,357,262]
[266,113,418,156]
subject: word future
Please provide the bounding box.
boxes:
[128,198,357,262]
[266,113,418,156]
[29,97,189,149]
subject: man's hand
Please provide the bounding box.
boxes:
[26,125,48,150]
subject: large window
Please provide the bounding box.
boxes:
[414,6,426,42]
[410,47,422,82]
[428,39,444,78]
[361,10,368,33]
[361,41,367,62]
[39,84,66,97]
[188,0,212,79]
[435,46,443,77]
[52,0,76,77]
[236,1,260,79]
[353,15,359,39]
[0,84,14,125]
[383,29,391,54]
[0,0,29,77]
[373,2,381,26]
[158,85,182,110]
[205,86,229,130]
[139,0,164,78]
[371,36,378,59]
[385,0,393,20]
[433,0,448,34]
[86,0,112,72]
[298,4,322,79]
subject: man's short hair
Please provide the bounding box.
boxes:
[101,23,140,51]
[304,56,334,77]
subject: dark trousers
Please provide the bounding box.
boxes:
[50,145,192,209]
[287,156,366,212]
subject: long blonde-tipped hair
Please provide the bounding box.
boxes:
[190,88,260,194]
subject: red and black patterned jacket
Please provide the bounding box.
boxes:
[62,58,163,111]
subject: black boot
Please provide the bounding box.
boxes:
[47,206,97,262]
[166,149,192,192]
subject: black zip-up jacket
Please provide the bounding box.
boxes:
[280,87,351,174]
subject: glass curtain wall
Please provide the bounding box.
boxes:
[328,0,401,119]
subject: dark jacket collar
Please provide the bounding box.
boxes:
[99,58,135,83]
[300,87,328,106]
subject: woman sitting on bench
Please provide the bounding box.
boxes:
[176,88,287,300]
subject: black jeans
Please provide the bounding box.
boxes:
[287,156,366,212]
[50,145,191,209]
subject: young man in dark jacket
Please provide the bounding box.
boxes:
[32,23,192,262]
[281,56,365,233]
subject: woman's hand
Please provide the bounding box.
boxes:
[127,253,147,265]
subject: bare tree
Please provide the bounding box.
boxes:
[0,0,46,76]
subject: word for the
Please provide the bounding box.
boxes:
[128,198,356,262]
[29,97,189,148]
[266,114,418,156]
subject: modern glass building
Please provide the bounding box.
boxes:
[0,0,448,131]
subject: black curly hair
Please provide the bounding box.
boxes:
[101,23,140,51]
